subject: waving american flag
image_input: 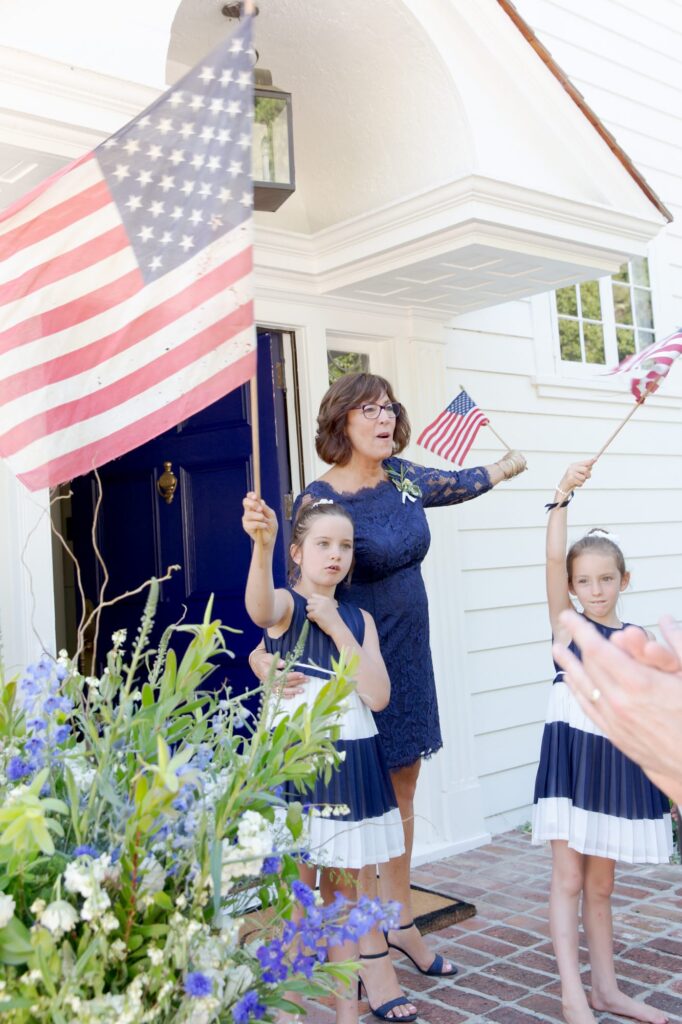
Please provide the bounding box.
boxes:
[607,329,682,401]
[0,16,255,491]
[417,390,490,465]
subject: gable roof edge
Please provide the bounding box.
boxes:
[496,0,673,224]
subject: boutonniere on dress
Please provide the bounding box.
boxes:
[386,463,423,504]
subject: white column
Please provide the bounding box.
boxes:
[395,325,490,860]
[0,463,56,676]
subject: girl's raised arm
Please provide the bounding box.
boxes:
[546,461,594,639]
[242,493,292,630]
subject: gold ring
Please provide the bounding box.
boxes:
[589,687,601,703]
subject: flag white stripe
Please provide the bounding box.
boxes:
[0,220,250,378]
[0,275,252,430]
[432,415,462,457]
[418,409,450,448]
[449,411,487,463]
[0,159,103,239]
[9,322,255,475]
[441,410,481,461]
[0,201,121,289]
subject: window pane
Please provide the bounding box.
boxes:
[580,280,602,320]
[559,318,581,362]
[631,257,650,287]
[613,283,633,325]
[633,287,654,329]
[612,263,629,283]
[584,322,605,364]
[556,286,578,316]
[637,329,655,352]
[617,327,636,362]
[327,350,369,384]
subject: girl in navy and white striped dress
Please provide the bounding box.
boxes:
[533,459,672,1024]
[242,494,405,1024]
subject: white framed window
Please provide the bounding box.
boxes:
[325,331,393,385]
[555,257,655,369]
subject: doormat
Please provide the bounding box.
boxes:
[410,883,476,935]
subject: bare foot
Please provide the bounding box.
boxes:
[561,993,598,1024]
[359,954,417,1020]
[589,991,668,1024]
[386,923,456,976]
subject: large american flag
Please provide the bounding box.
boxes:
[417,390,489,465]
[606,329,682,401]
[0,17,255,492]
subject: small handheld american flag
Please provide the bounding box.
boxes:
[606,328,682,401]
[417,390,489,466]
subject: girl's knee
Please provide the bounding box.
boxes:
[552,864,584,899]
[584,861,615,899]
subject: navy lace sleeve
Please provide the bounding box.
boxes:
[396,458,492,508]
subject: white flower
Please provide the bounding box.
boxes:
[40,900,78,937]
[110,939,127,962]
[30,898,46,915]
[138,855,165,895]
[111,629,127,646]
[175,894,188,909]
[64,861,94,898]
[100,913,118,934]
[148,945,163,966]
[0,893,16,928]
[81,888,111,921]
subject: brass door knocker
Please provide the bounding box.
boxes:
[157,462,178,504]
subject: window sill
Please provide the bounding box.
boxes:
[532,372,682,407]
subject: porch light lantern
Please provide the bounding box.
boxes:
[253,68,295,211]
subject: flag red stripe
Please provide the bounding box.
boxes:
[0,179,111,260]
[448,412,487,463]
[0,268,144,356]
[441,411,483,461]
[432,416,461,457]
[0,225,129,307]
[0,299,253,457]
[0,153,89,229]
[17,348,257,491]
[0,246,252,403]
[416,409,450,448]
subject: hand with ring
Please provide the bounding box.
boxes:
[249,643,308,699]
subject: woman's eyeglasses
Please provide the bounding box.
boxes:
[355,402,402,420]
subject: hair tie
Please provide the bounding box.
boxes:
[588,529,621,545]
[311,498,335,508]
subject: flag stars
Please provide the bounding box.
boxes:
[168,91,184,107]
[209,213,223,230]
[123,139,140,155]
[188,209,203,225]
[228,160,243,178]
[180,180,196,195]
[229,37,244,54]
[113,164,130,182]
[170,206,183,220]
[189,94,205,111]
[218,187,232,204]
[190,154,206,170]
[137,115,151,128]
[209,98,224,114]
[206,156,221,172]
[198,183,213,198]
[179,235,194,252]
[200,126,215,143]
[148,200,165,217]
[137,169,153,186]
[198,66,215,82]
[216,129,232,145]
[149,255,163,271]
[226,100,242,116]
[238,133,251,150]
[157,118,174,135]
[169,149,185,166]
[125,194,143,211]
[240,191,253,208]
[159,175,175,192]
[179,122,195,140]
[237,70,252,89]
[219,69,233,86]
[160,231,174,245]
[138,225,154,241]
[147,144,164,161]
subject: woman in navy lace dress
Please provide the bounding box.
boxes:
[250,373,526,1017]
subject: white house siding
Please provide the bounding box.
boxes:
[439,0,682,835]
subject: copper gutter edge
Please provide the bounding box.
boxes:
[496,0,673,224]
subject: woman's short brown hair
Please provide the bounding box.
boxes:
[315,372,411,466]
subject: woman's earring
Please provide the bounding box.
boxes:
[392,441,398,453]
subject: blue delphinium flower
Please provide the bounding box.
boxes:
[73,844,98,858]
[256,939,288,983]
[291,880,315,907]
[233,989,266,1024]
[53,724,71,745]
[7,756,31,782]
[184,972,213,998]
[261,856,281,875]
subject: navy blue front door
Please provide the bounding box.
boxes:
[70,331,293,693]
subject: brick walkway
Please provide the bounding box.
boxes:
[311,828,682,1024]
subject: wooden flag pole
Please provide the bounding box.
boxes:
[250,374,261,497]
[592,385,655,463]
